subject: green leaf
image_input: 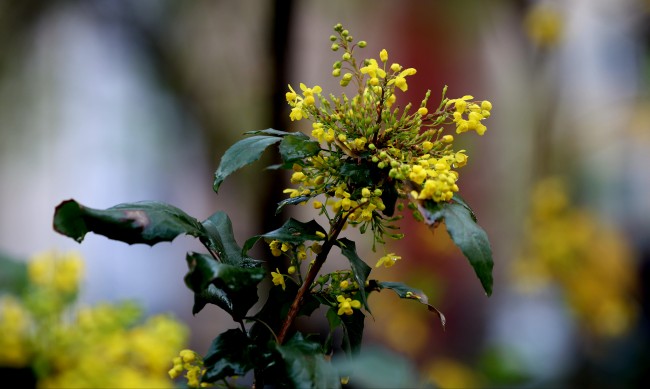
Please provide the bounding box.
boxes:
[245,128,293,136]
[326,307,342,331]
[339,161,374,188]
[201,211,261,268]
[202,329,255,383]
[53,200,205,245]
[419,199,494,296]
[184,252,264,319]
[275,332,341,389]
[213,134,283,193]
[378,281,446,329]
[0,252,28,295]
[276,196,310,215]
[340,309,365,356]
[335,238,371,312]
[243,218,327,254]
[279,133,321,163]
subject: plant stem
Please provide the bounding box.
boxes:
[277,215,347,344]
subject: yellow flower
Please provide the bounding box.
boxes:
[418,107,428,116]
[291,171,306,183]
[388,68,416,92]
[360,59,386,79]
[271,269,286,290]
[375,253,401,268]
[289,103,305,121]
[300,83,322,97]
[454,151,468,168]
[409,165,427,185]
[380,49,388,62]
[286,85,298,102]
[336,295,361,316]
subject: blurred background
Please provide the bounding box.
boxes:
[1,0,649,387]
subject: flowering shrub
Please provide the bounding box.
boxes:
[53,24,494,387]
[0,251,188,388]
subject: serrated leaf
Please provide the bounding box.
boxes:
[339,162,374,188]
[53,200,205,245]
[245,128,293,136]
[335,238,371,312]
[378,281,446,329]
[243,218,326,254]
[276,196,310,215]
[279,133,321,163]
[340,309,365,356]
[419,200,494,296]
[184,253,264,319]
[202,329,255,383]
[248,282,297,343]
[326,307,342,331]
[201,211,261,268]
[275,332,341,389]
[213,135,283,193]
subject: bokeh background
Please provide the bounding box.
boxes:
[1,0,649,387]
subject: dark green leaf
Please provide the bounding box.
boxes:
[201,211,261,268]
[335,238,371,312]
[202,329,255,383]
[326,307,342,331]
[378,281,446,329]
[419,200,494,296]
[248,282,297,343]
[380,180,399,217]
[340,309,365,356]
[276,196,310,215]
[243,218,326,254]
[0,252,27,295]
[275,332,341,389]
[184,253,264,319]
[245,128,293,136]
[213,135,283,193]
[451,194,477,221]
[279,134,321,163]
[53,200,205,245]
[339,162,374,188]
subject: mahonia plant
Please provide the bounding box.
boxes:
[52,24,494,388]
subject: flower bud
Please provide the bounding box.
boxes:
[380,49,388,62]
[332,68,341,77]
[331,43,339,51]
[358,40,367,47]
[329,35,337,42]
[342,52,351,61]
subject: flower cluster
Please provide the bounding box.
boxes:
[284,24,492,249]
[512,178,638,337]
[0,251,189,388]
[168,349,209,388]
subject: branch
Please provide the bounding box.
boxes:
[277,215,347,344]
